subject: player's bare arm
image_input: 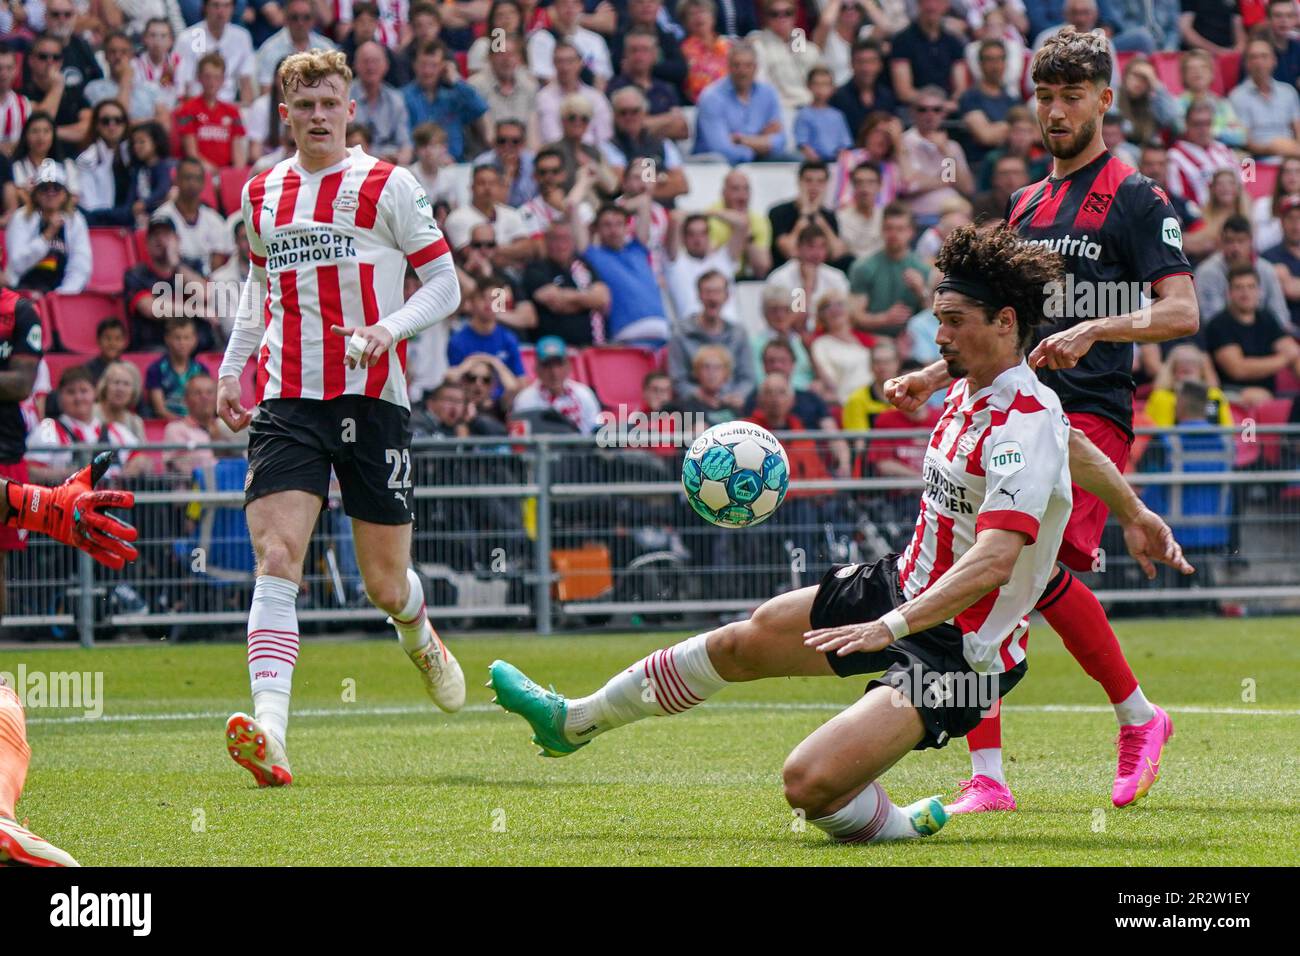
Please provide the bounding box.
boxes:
[804,528,1028,657]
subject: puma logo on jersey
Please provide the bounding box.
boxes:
[997,488,1021,506]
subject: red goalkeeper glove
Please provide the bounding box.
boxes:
[4,452,139,570]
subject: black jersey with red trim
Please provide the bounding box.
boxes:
[0,290,42,463]
[1004,150,1193,436]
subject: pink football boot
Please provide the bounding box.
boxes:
[945,775,1018,814]
[1112,705,1173,807]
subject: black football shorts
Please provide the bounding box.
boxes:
[245,396,414,525]
[810,556,1027,750]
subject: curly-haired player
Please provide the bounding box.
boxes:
[889,26,1199,813]
[485,225,1193,847]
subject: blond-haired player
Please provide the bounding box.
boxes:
[216,50,464,788]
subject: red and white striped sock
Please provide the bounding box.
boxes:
[389,568,431,654]
[563,634,728,744]
[810,781,917,843]
[247,575,300,747]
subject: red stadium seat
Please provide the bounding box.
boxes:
[218,165,252,216]
[1150,51,1184,94]
[1244,161,1278,201]
[1275,365,1300,397]
[581,347,658,410]
[143,419,170,443]
[44,293,126,352]
[567,347,589,384]
[1216,50,1242,96]
[87,228,136,295]
[196,351,223,378]
[198,170,220,212]
[1253,397,1293,467]
[519,346,536,381]
[120,351,159,382]
[133,228,148,261]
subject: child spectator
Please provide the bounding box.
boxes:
[146,317,205,421]
[174,52,248,174]
[45,318,130,419]
[794,66,852,163]
[446,274,527,384]
[126,121,177,226]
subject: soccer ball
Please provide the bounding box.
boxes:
[681,421,790,528]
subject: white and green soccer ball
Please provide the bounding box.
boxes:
[681,421,790,528]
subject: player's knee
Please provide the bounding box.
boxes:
[364,577,406,613]
[706,620,761,681]
[781,754,837,817]
[256,541,298,580]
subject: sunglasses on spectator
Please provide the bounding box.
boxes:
[99,115,126,126]
[32,51,63,61]
[48,9,74,18]
[495,136,523,146]
[469,240,497,249]
[770,8,795,17]
[915,105,944,113]
[563,113,590,122]
[616,108,644,116]
[537,165,563,176]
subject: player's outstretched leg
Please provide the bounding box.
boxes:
[0,676,78,866]
[387,567,465,713]
[1036,568,1174,807]
[784,684,946,844]
[489,585,834,757]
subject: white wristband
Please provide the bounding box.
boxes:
[881,609,909,641]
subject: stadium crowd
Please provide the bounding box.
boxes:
[2,0,1300,618]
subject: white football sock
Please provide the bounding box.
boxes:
[389,568,431,654]
[564,633,729,744]
[810,781,918,843]
[247,575,300,746]
[1114,686,1155,727]
[969,747,1006,785]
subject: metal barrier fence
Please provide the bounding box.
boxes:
[4,424,1300,646]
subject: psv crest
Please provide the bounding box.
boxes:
[332,191,359,211]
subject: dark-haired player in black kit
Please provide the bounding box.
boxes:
[0,288,43,615]
[887,26,1200,813]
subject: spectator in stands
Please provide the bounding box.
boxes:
[518,144,589,239]
[404,40,489,163]
[134,18,184,110]
[125,216,211,350]
[473,118,536,207]
[814,0,872,87]
[1115,55,1180,146]
[709,168,771,279]
[447,353,520,425]
[445,163,535,268]
[521,216,610,345]
[413,379,473,438]
[831,110,906,210]
[45,319,129,419]
[536,43,615,149]
[528,0,613,88]
[1100,111,1139,169]
[1175,48,1246,148]
[959,38,1016,170]
[830,39,898,144]
[512,334,604,433]
[841,337,902,429]
[665,210,746,324]
[176,0,256,105]
[608,28,688,142]
[898,84,974,225]
[1206,265,1300,405]
[447,273,528,377]
[256,0,336,94]
[209,212,248,342]
[11,112,77,203]
[679,0,732,103]
[407,122,461,204]
[126,120,176,225]
[837,159,883,259]
[962,5,1030,97]
[693,40,789,163]
[468,33,539,144]
[1230,37,1300,161]
[1196,216,1290,329]
[609,0,688,91]
[865,391,943,477]
[0,47,27,155]
[765,223,851,331]
[603,87,688,205]
[1110,0,1179,51]
[95,359,147,444]
[465,1,524,75]
[1146,342,1233,427]
[346,122,375,153]
[752,284,815,390]
[810,287,872,404]
[744,373,835,495]
[399,2,444,82]
[146,315,205,420]
[26,366,147,485]
[1264,194,1300,329]
[1260,0,1300,88]
[174,53,249,175]
[578,200,670,347]
[351,40,413,165]
[4,160,89,296]
[456,222,503,296]
[1253,156,1300,252]
[340,3,407,82]
[848,201,928,334]
[41,0,103,93]
[976,103,1049,192]
[84,29,170,124]
[21,34,91,147]
[77,100,133,227]
[163,373,220,476]
[667,269,754,404]
[749,0,823,112]
[743,338,845,454]
[1031,1,1120,71]
[769,160,846,271]
[669,343,740,426]
[915,196,971,262]
[155,157,233,276]
[795,66,853,164]
[971,153,1028,224]
[889,0,967,106]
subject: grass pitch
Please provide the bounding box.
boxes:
[12,617,1300,866]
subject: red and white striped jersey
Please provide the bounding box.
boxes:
[25,415,141,478]
[241,146,450,410]
[0,90,30,146]
[134,52,183,89]
[335,0,409,49]
[895,361,1073,674]
[1167,139,1237,209]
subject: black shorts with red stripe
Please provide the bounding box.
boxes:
[811,557,1027,750]
[245,396,413,524]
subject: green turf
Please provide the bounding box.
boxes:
[8,616,1299,866]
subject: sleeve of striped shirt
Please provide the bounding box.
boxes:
[218,181,270,380]
[974,406,1067,546]
[376,166,460,342]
